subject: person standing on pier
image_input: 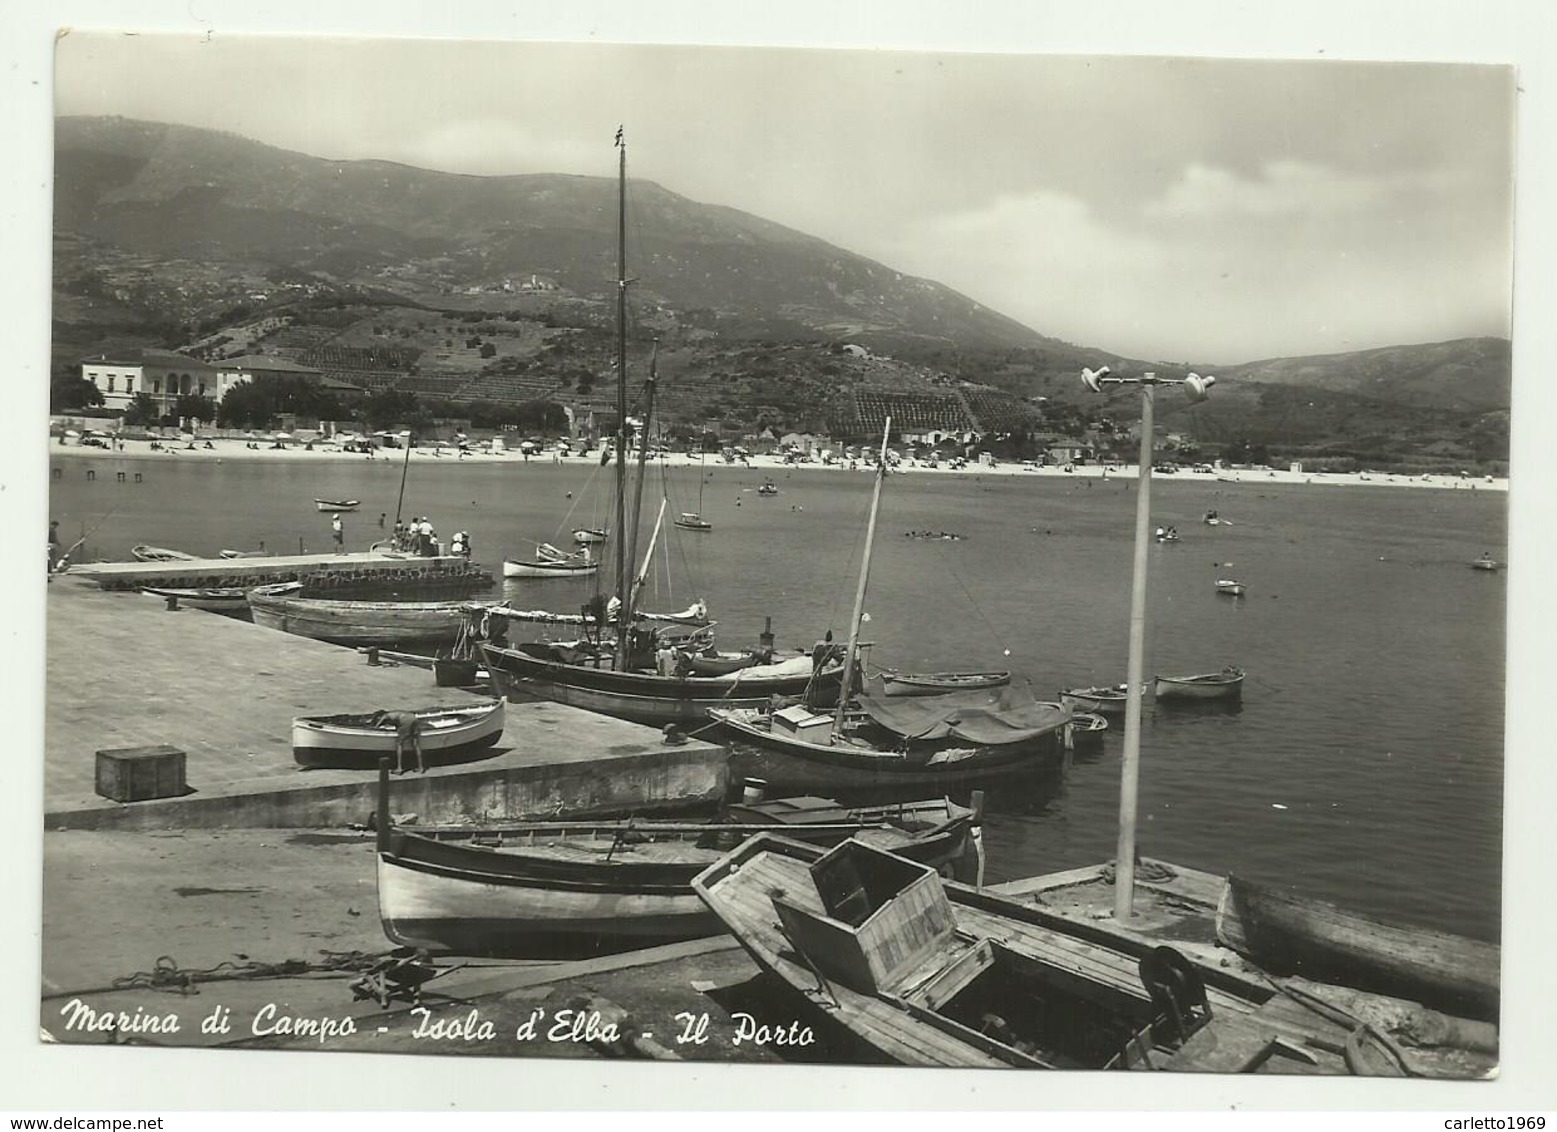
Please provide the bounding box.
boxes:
[332,513,345,554]
[48,520,60,578]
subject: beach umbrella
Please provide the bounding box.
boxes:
[244,431,257,439]
[398,430,411,438]
[273,432,292,441]
[64,429,80,438]
[519,440,537,452]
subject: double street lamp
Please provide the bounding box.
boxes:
[1080,366,1216,920]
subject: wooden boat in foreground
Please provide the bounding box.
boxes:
[140,585,254,616]
[131,544,198,562]
[693,834,1400,1073]
[248,582,470,647]
[293,699,505,770]
[374,768,983,955]
[881,670,1011,697]
[1058,683,1143,715]
[1215,874,1500,1023]
[1154,666,1244,701]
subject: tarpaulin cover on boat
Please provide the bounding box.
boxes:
[857,682,1070,746]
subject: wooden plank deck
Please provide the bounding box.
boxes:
[44,582,727,829]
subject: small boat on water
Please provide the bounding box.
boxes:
[374,767,984,955]
[1066,711,1109,751]
[1215,579,1246,597]
[315,498,360,512]
[1470,556,1501,572]
[248,582,471,647]
[140,585,254,616]
[1154,666,1245,701]
[131,544,198,562]
[502,543,600,579]
[219,548,271,560]
[572,528,609,545]
[757,479,779,496]
[1058,683,1142,715]
[881,670,1011,698]
[692,834,1402,1073]
[673,512,712,532]
[1215,874,1500,1023]
[293,699,506,770]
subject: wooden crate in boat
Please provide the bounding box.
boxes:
[95,745,187,802]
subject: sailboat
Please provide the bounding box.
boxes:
[476,131,839,726]
[707,420,1071,791]
[673,450,713,532]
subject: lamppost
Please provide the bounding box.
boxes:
[1081,365,1216,920]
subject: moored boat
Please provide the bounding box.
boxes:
[572,527,609,545]
[1214,579,1246,597]
[1470,556,1500,572]
[881,670,1011,697]
[757,479,779,496]
[692,834,1402,1073]
[1215,874,1500,1023]
[293,699,506,770]
[1066,711,1109,751]
[315,498,361,512]
[140,585,258,615]
[1058,683,1142,715]
[673,512,712,532]
[131,544,198,562]
[502,543,600,579]
[247,582,470,647]
[373,768,984,956]
[1153,666,1244,701]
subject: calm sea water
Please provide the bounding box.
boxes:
[50,454,1506,941]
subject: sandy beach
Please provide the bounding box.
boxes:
[47,433,1509,492]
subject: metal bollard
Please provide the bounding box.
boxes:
[366,647,380,666]
[741,777,767,804]
[164,596,180,612]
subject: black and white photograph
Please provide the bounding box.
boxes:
[9,2,1557,1116]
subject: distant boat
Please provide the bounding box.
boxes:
[315,499,361,512]
[131,544,198,562]
[572,528,609,545]
[219,547,271,560]
[673,512,712,532]
[292,699,506,770]
[1154,666,1245,701]
[881,671,1011,697]
[1214,579,1246,597]
[1470,556,1501,572]
[757,479,779,496]
[502,543,600,579]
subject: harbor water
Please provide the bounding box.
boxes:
[50,455,1507,943]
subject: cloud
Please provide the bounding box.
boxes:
[1142,160,1466,220]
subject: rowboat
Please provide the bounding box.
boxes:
[131,544,197,562]
[881,670,1011,697]
[708,682,1068,792]
[1215,874,1500,1023]
[1153,667,1244,701]
[1066,711,1109,751]
[1058,684,1142,715]
[757,479,779,496]
[315,498,360,512]
[480,641,840,727]
[1215,579,1246,597]
[1470,556,1501,572]
[673,512,712,532]
[373,768,983,955]
[247,582,470,647]
[684,649,763,676]
[572,528,609,545]
[141,585,253,615]
[502,543,599,579]
[692,834,1402,1073]
[219,548,271,559]
[293,699,506,770]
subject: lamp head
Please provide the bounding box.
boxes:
[1183,372,1216,402]
[1081,365,1111,394]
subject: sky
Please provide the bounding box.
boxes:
[51,33,1516,365]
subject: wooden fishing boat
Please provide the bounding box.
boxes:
[1215,874,1500,1023]
[709,685,1068,792]
[247,582,470,647]
[881,670,1011,697]
[684,649,762,676]
[315,498,360,512]
[293,699,506,770]
[1066,711,1109,751]
[502,543,600,579]
[480,641,840,727]
[1153,666,1245,701]
[1058,684,1142,715]
[140,585,253,615]
[1215,579,1246,597]
[373,768,983,955]
[692,834,1401,1073]
[673,512,712,532]
[572,527,609,545]
[131,544,198,562]
[474,599,710,630]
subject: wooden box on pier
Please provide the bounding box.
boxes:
[95,745,187,802]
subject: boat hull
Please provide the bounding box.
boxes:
[1215,874,1500,1022]
[502,559,600,579]
[292,701,506,770]
[1058,685,1139,715]
[316,500,360,512]
[482,646,837,727]
[141,586,250,615]
[1153,670,1245,701]
[248,585,468,647]
[882,671,1011,697]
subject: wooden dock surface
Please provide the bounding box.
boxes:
[45,580,727,829]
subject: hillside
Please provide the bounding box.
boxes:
[50,116,1512,471]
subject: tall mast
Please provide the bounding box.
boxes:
[617,340,658,664]
[613,127,631,621]
[833,418,892,734]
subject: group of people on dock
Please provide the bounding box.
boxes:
[385,516,471,559]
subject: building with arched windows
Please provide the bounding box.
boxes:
[80,350,218,414]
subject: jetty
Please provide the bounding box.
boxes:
[64,550,491,592]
